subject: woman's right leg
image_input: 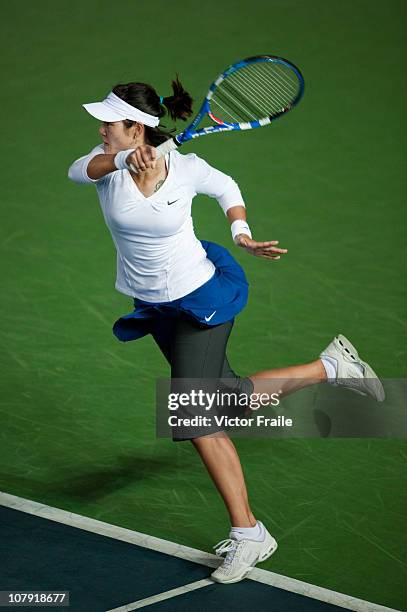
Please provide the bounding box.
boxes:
[248,360,327,399]
[246,334,385,403]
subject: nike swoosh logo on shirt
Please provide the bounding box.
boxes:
[204,311,217,322]
[167,199,179,205]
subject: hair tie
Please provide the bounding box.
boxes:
[159,96,164,104]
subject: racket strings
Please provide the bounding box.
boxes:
[239,62,299,100]
[228,70,286,114]
[253,62,299,95]
[212,80,275,124]
[212,84,266,123]
[214,82,262,122]
[210,61,301,124]
[235,64,298,108]
[229,64,297,114]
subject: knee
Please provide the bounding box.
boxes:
[190,431,228,447]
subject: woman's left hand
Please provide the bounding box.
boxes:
[235,235,288,260]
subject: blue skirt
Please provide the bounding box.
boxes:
[112,240,249,342]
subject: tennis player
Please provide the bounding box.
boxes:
[68,77,385,584]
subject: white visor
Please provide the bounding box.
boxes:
[82,91,160,127]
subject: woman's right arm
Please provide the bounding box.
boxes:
[68,144,157,184]
[68,144,121,184]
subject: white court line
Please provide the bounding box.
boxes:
[0,491,400,612]
[105,579,213,611]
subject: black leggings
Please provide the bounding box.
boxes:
[150,312,254,440]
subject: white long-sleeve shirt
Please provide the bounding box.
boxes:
[68,144,245,302]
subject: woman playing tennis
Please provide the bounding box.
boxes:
[68,76,384,584]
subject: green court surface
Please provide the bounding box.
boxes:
[1,0,406,610]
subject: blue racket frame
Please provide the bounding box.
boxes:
[175,54,305,145]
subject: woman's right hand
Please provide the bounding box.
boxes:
[127,145,157,172]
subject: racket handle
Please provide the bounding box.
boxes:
[155,137,179,159]
[129,138,179,173]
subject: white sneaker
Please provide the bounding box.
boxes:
[320,334,385,402]
[211,522,277,584]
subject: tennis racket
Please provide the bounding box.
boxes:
[129,54,304,172]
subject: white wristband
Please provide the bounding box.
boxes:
[231,219,252,244]
[114,149,135,170]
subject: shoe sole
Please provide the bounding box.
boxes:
[211,541,278,584]
[336,334,385,402]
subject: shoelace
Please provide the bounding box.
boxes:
[213,538,240,566]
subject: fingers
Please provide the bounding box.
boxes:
[251,243,288,255]
[259,252,283,259]
[134,149,149,172]
[264,247,287,254]
[128,145,156,172]
[255,240,280,247]
[249,240,287,253]
[254,252,282,261]
[247,243,287,260]
[246,248,286,260]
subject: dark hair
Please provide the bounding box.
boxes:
[112,76,193,146]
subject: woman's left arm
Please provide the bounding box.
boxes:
[189,153,287,261]
[226,205,288,261]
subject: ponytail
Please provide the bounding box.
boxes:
[162,74,193,122]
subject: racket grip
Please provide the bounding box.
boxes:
[129,138,179,173]
[155,138,179,159]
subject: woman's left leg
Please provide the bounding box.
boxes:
[153,315,277,583]
[190,432,256,528]
[165,316,258,528]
